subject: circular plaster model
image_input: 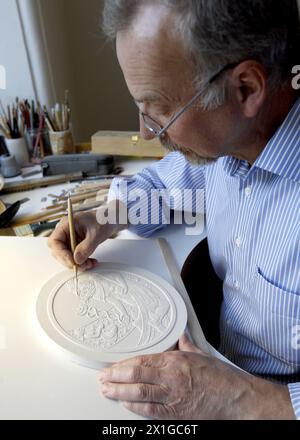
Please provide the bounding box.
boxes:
[36,263,187,369]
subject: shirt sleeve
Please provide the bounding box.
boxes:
[108,151,206,237]
[288,382,300,420]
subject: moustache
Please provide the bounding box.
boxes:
[159,134,216,166]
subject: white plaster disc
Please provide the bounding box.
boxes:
[36,263,187,369]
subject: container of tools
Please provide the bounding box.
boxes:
[45,91,75,155]
[49,128,75,155]
[0,99,30,167]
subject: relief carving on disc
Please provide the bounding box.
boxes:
[55,271,174,352]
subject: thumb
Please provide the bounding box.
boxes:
[178,333,202,354]
[74,235,97,265]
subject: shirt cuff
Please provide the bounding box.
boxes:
[288,382,300,420]
[107,177,129,205]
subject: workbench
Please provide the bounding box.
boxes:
[0,158,157,228]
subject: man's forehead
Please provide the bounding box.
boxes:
[130,3,172,40]
[116,5,195,105]
[116,4,184,61]
[117,37,192,105]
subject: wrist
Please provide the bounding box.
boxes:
[95,199,129,236]
[231,373,295,420]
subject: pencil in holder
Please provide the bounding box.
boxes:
[25,128,52,161]
[49,129,75,155]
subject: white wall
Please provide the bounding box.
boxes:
[0,0,36,105]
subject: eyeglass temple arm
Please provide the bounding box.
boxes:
[157,62,240,137]
[157,88,205,136]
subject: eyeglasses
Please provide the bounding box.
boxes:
[139,62,240,138]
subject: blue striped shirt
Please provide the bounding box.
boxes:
[109,97,300,419]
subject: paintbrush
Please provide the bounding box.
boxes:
[67,195,78,295]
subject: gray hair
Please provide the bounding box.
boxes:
[102,0,300,109]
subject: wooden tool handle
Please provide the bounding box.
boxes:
[11,211,65,227]
[67,197,77,254]
[0,172,83,194]
[49,188,108,207]
[11,199,107,227]
[67,196,79,294]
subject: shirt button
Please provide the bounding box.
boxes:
[235,237,242,248]
[226,320,231,326]
[234,281,240,289]
[245,186,252,197]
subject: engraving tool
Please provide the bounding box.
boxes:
[67,194,78,295]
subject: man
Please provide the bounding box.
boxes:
[49,0,300,419]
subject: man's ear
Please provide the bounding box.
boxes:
[230,60,268,118]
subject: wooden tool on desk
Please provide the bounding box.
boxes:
[0,172,83,194]
[57,185,110,201]
[10,198,106,227]
[67,195,78,295]
[44,189,108,211]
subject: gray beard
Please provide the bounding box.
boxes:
[159,134,217,166]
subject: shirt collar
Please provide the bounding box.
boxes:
[223,97,300,183]
[254,97,300,183]
[222,156,250,179]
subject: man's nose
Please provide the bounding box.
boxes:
[139,114,156,140]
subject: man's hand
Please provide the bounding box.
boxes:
[48,201,128,271]
[98,334,295,420]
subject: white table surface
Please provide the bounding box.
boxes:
[0,221,206,420]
